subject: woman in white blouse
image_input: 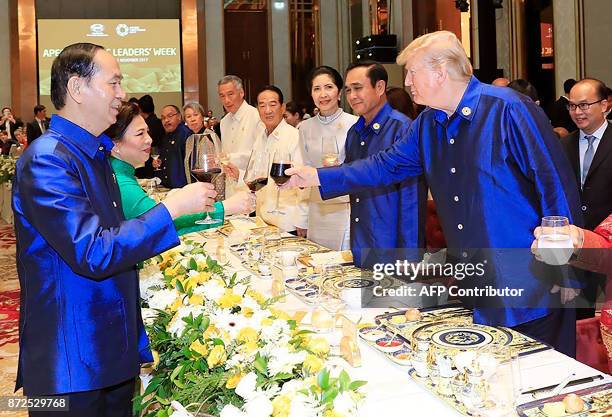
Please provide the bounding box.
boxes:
[299,66,358,250]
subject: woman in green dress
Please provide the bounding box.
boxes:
[105,101,255,233]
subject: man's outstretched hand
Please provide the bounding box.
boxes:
[283,166,321,188]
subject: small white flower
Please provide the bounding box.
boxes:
[148,288,179,310]
[235,372,258,401]
[220,404,246,417]
[197,279,225,303]
[244,394,273,417]
[333,392,357,417]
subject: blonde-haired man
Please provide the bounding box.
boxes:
[285,31,583,356]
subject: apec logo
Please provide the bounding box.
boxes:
[86,24,108,37]
[115,23,146,37]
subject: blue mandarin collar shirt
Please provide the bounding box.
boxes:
[13,114,180,395]
[318,77,583,327]
[160,123,192,188]
[339,103,425,267]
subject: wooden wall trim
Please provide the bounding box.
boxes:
[10,0,37,119]
[181,0,207,107]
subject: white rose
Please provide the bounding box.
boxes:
[235,372,258,401]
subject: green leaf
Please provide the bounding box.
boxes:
[175,278,185,293]
[339,370,350,391]
[143,376,163,396]
[317,368,330,390]
[321,387,338,404]
[189,257,198,270]
[349,380,368,391]
[254,353,268,374]
[200,315,210,332]
[170,364,184,382]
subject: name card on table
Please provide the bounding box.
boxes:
[339,314,361,367]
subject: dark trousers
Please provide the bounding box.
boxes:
[512,308,576,358]
[29,378,135,417]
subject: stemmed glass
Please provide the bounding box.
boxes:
[244,149,270,193]
[190,134,222,225]
[268,149,292,215]
[321,136,340,167]
[151,146,161,171]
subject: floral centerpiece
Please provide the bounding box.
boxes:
[135,240,366,417]
[0,156,16,184]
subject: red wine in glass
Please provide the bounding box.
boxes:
[270,162,292,185]
[246,177,268,192]
[191,167,222,183]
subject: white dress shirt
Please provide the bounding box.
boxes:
[579,120,608,175]
[253,119,309,231]
[220,100,260,196]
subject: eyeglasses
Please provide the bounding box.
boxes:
[566,99,605,112]
[161,112,179,121]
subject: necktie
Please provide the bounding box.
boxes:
[39,120,45,133]
[582,135,595,187]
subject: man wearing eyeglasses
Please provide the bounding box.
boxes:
[561,78,612,319]
[158,104,192,188]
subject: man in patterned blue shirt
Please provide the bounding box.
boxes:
[13,43,216,416]
[342,61,426,268]
[285,31,583,356]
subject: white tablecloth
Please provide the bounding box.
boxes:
[187,231,611,416]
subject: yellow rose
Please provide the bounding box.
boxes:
[189,294,204,306]
[218,289,242,309]
[246,289,266,305]
[189,339,209,357]
[261,317,274,327]
[151,350,160,369]
[303,354,324,374]
[240,340,258,355]
[308,337,330,356]
[169,296,183,312]
[207,344,227,368]
[270,307,291,321]
[165,265,177,278]
[272,394,291,417]
[193,271,211,284]
[225,372,244,389]
[203,324,218,339]
[237,327,259,344]
[324,411,346,417]
[241,307,254,318]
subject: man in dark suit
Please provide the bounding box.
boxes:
[560,78,612,319]
[26,104,50,143]
[548,78,578,133]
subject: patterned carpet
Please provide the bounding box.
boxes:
[0,223,25,416]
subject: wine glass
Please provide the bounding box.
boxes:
[321,136,340,167]
[151,146,161,171]
[537,216,573,265]
[190,134,222,225]
[268,149,292,215]
[244,149,270,193]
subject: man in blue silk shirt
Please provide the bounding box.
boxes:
[343,61,426,268]
[286,31,583,356]
[13,43,216,416]
[159,104,192,188]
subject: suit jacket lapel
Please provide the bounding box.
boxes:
[585,122,612,182]
[567,133,580,183]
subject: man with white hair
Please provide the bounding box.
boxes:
[218,75,261,195]
[285,31,582,356]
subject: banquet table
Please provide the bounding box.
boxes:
[163,228,611,417]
